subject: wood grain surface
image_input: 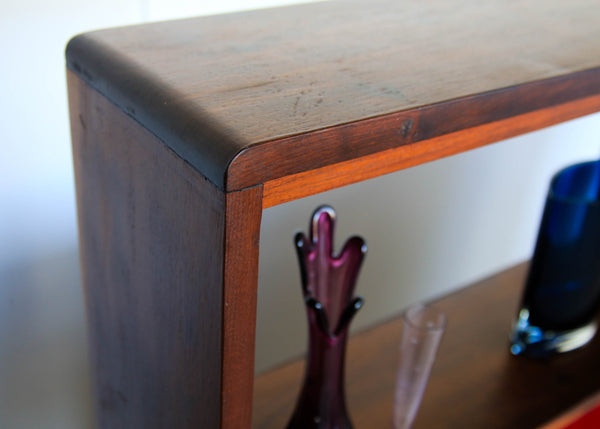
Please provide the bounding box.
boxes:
[253,263,600,428]
[66,0,600,191]
[222,186,264,429]
[69,71,226,428]
[261,93,600,208]
[67,2,600,427]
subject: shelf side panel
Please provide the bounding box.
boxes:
[69,71,226,428]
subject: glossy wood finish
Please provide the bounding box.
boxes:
[66,0,600,191]
[262,94,600,208]
[69,72,263,429]
[66,1,600,428]
[222,186,263,429]
[253,263,600,428]
[231,68,600,193]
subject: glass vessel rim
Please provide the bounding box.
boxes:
[403,302,447,332]
[549,160,600,206]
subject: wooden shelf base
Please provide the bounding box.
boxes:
[253,263,600,428]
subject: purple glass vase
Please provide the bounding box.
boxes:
[287,206,367,429]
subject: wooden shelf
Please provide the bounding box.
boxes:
[66,0,600,206]
[253,263,600,428]
[66,1,600,427]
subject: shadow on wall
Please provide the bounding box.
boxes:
[0,248,94,429]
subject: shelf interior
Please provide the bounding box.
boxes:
[253,262,600,428]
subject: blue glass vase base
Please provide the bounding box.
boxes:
[510,308,597,357]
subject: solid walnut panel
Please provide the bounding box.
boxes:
[69,71,225,428]
[66,0,600,190]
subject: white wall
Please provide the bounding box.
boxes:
[256,117,600,372]
[1,4,141,428]
[0,0,599,427]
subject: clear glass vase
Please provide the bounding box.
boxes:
[287,206,366,429]
[393,303,446,429]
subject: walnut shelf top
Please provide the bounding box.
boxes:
[67,0,600,192]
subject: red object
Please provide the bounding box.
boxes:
[565,403,600,429]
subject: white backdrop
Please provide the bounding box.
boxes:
[256,117,600,372]
[1,1,599,427]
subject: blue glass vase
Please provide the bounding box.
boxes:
[510,160,600,357]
